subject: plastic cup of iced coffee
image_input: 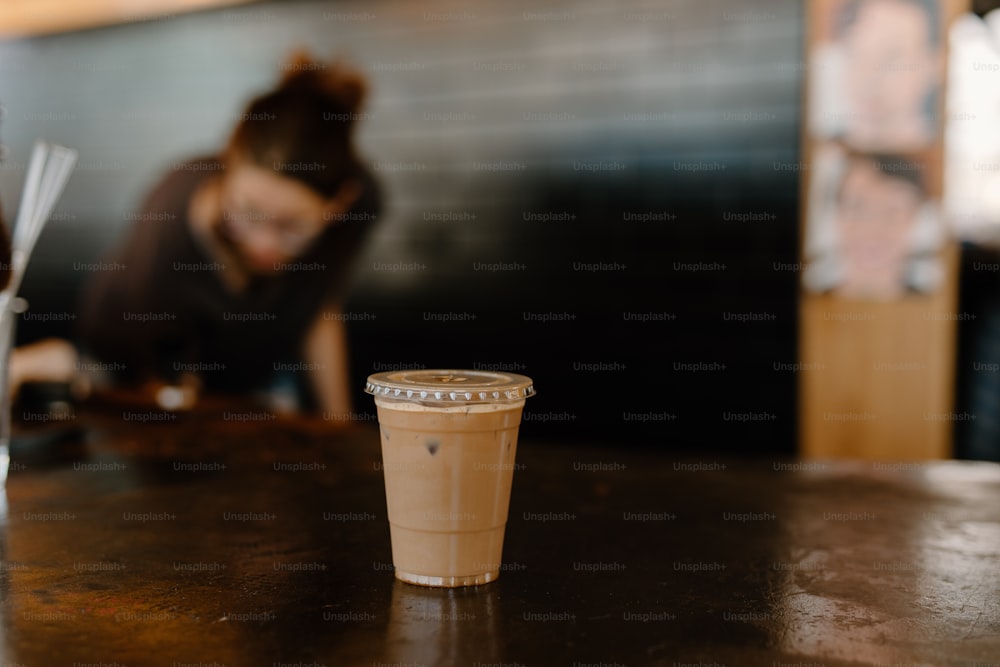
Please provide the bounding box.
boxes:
[365,369,535,587]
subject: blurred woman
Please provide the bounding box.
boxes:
[76,53,381,417]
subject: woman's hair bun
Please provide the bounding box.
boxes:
[227,49,372,195]
[279,50,367,117]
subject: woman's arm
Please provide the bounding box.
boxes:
[303,309,354,422]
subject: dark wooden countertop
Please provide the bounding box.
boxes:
[1,408,998,666]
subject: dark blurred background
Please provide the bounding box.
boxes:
[1,0,998,453]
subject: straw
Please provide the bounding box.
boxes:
[27,144,77,246]
[10,141,47,252]
[5,140,78,298]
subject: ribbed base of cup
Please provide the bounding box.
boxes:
[388,523,506,588]
[394,569,499,588]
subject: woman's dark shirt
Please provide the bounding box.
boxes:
[78,157,380,394]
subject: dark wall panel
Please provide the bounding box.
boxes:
[0,0,803,452]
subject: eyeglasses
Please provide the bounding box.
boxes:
[220,197,325,255]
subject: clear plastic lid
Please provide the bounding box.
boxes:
[365,369,535,403]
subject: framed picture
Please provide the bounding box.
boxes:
[808,0,944,152]
[803,143,943,299]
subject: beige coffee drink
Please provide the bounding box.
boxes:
[366,370,535,587]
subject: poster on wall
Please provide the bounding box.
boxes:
[801,143,943,299]
[944,10,1000,239]
[803,0,947,300]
